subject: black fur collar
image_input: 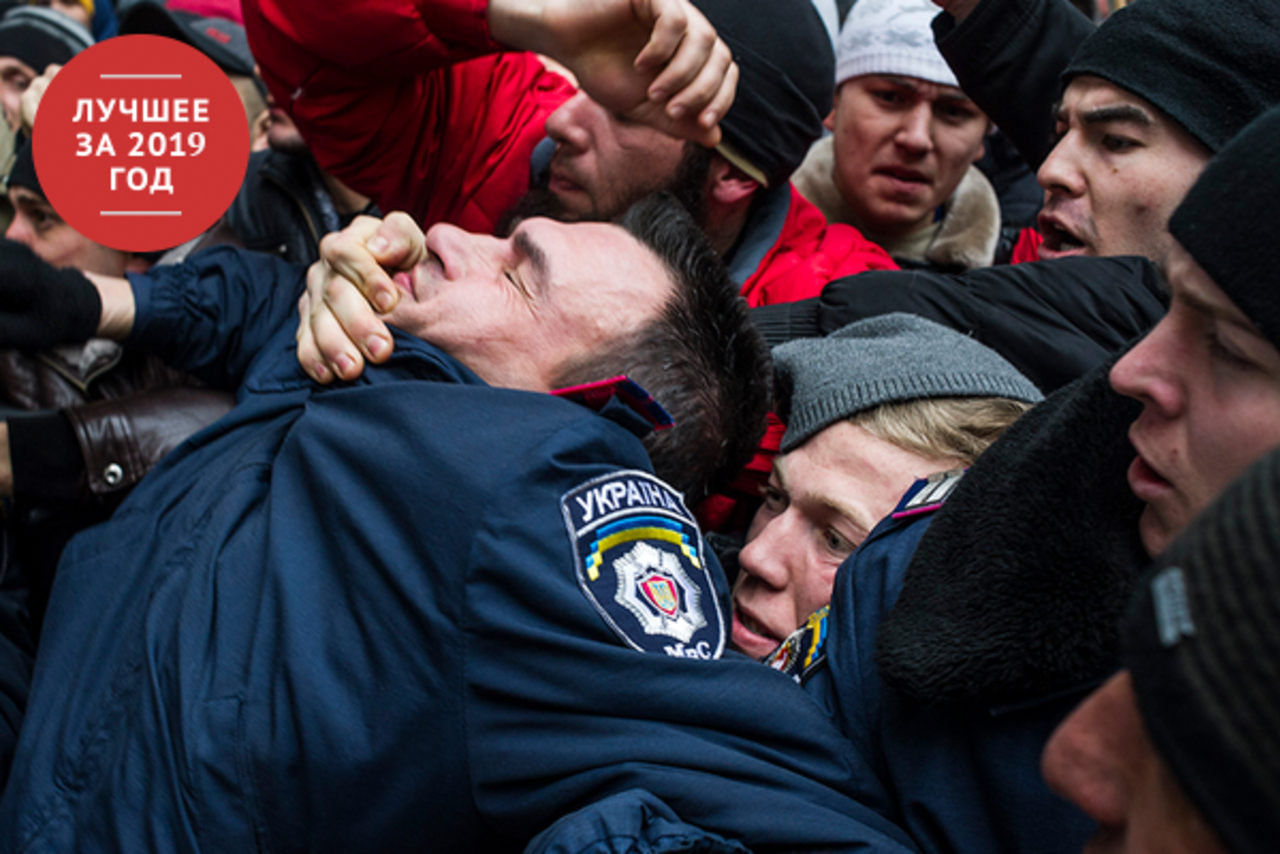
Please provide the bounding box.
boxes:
[876,360,1149,704]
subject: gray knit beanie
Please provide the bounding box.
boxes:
[1124,446,1280,854]
[773,313,1042,452]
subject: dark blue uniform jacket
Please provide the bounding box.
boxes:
[0,248,916,853]
[805,477,1096,854]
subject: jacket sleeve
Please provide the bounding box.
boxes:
[932,0,1095,169]
[525,789,752,854]
[124,246,307,390]
[750,255,1167,394]
[0,538,33,793]
[7,390,235,505]
[65,388,237,499]
[242,0,573,233]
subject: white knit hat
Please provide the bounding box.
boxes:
[835,0,958,88]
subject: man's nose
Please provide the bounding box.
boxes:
[544,92,593,152]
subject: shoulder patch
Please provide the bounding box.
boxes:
[562,471,726,660]
[763,606,829,684]
[891,468,966,519]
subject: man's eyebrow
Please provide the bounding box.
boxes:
[1079,104,1154,128]
[1174,283,1250,328]
[513,229,551,290]
[879,74,920,90]
[1052,101,1154,127]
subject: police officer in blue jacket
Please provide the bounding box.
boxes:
[0,196,917,852]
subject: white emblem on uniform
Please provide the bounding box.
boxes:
[613,541,706,642]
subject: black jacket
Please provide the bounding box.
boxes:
[933,0,1095,171]
[224,148,378,267]
[751,255,1166,394]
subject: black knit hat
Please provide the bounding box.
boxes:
[1062,0,1280,154]
[0,6,93,73]
[1167,106,1280,354]
[1124,446,1280,854]
[6,139,41,199]
[691,0,833,189]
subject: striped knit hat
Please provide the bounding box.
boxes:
[1124,446,1280,854]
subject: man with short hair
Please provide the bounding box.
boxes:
[0,194,925,853]
[1043,444,1280,854]
[806,103,1280,854]
[794,0,1003,272]
[751,0,1280,395]
[245,0,898,312]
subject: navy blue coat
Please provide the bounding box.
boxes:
[805,477,1097,854]
[0,247,916,853]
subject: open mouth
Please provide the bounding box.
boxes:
[736,608,777,641]
[878,166,930,185]
[1127,452,1174,501]
[731,602,784,657]
[1037,214,1089,257]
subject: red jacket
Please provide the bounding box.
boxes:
[738,186,898,308]
[243,0,574,235]
[244,0,896,296]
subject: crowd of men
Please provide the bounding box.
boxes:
[1,0,1279,851]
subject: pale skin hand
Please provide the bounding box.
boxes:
[297,0,741,381]
[297,213,423,383]
[19,63,60,138]
[488,0,736,147]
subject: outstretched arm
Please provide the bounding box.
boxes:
[245,0,735,231]
[749,257,1167,394]
[932,0,1095,169]
[0,240,306,388]
[488,0,735,145]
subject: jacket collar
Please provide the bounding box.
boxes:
[876,359,1150,705]
[793,136,1002,271]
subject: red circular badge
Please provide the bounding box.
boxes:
[32,34,249,253]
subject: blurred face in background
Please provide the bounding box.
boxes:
[827,73,988,239]
[6,186,131,276]
[0,56,37,132]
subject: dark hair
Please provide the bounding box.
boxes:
[553,193,772,505]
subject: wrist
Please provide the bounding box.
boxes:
[85,272,136,340]
[487,0,550,52]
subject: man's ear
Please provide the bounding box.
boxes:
[708,155,760,206]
